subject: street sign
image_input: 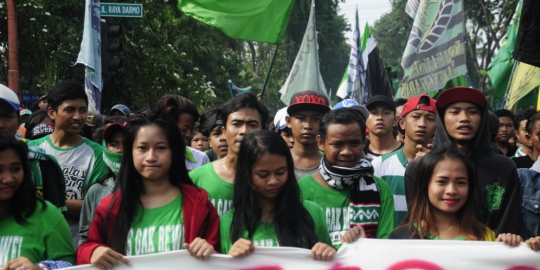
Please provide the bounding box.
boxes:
[22,93,40,103]
[101,3,143,18]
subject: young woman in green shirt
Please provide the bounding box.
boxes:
[220,130,335,260]
[390,147,522,244]
[0,132,74,270]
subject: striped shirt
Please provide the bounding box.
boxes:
[371,148,408,228]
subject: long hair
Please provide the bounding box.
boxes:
[0,132,46,224]
[404,147,487,240]
[230,130,318,248]
[104,111,194,253]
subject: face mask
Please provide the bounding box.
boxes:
[102,140,123,175]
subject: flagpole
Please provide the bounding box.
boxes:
[502,60,519,109]
[260,44,280,100]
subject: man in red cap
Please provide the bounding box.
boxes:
[286,90,331,180]
[372,94,437,227]
[404,87,521,235]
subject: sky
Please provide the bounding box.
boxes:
[338,0,393,45]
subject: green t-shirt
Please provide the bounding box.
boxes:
[126,194,184,256]
[298,174,395,249]
[189,162,233,217]
[27,135,108,200]
[219,200,332,254]
[0,201,75,265]
[372,148,409,227]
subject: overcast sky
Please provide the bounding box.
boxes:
[338,0,393,45]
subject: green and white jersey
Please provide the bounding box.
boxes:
[371,148,408,228]
[27,135,108,200]
[0,201,75,265]
[298,174,394,249]
[126,194,184,256]
[189,162,233,217]
[219,200,332,254]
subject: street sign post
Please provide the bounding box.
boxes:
[101,3,143,18]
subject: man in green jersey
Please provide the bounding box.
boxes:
[298,108,395,249]
[27,82,108,247]
[372,94,437,227]
[189,93,269,216]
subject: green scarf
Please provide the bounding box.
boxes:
[102,140,123,175]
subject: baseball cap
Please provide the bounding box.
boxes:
[27,122,54,140]
[86,112,103,127]
[366,95,396,112]
[103,118,129,141]
[333,99,369,122]
[287,91,330,116]
[0,84,21,111]
[20,109,32,116]
[274,107,289,131]
[110,104,130,116]
[401,94,437,117]
[436,87,487,111]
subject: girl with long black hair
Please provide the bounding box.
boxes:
[390,146,522,244]
[220,130,335,260]
[0,132,74,270]
[77,112,219,269]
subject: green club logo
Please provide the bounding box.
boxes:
[486,183,505,212]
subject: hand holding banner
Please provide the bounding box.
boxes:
[66,239,540,269]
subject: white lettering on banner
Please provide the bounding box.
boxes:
[209,198,233,216]
[126,225,184,256]
[0,236,24,265]
[65,239,540,270]
[253,239,276,247]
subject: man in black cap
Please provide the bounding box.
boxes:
[364,95,403,161]
[286,90,331,180]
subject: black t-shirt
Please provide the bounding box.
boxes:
[512,155,535,169]
[498,144,518,157]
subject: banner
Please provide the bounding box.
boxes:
[399,0,467,98]
[177,0,294,44]
[279,0,327,106]
[65,239,540,270]
[488,0,522,110]
[228,80,252,97]
[505,61,540,110]
[514,0,540,68]
[75,0,102,112]
[336,8,367,104]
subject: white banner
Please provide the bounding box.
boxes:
[66,239,540,270]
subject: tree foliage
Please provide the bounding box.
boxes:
[0,0,348,115]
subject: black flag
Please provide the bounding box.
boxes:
[514,0,540,68]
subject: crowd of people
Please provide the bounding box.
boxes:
[1,82,540,270]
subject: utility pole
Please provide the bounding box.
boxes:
[7,0,20,94]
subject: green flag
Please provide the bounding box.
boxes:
[399,0,468,98]
[178,0,294,43]
[228,80,252,97]
[487,0,522,110]
[505,61,540,110]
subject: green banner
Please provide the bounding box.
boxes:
[399,0,467,98]
[178,0,294,44]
